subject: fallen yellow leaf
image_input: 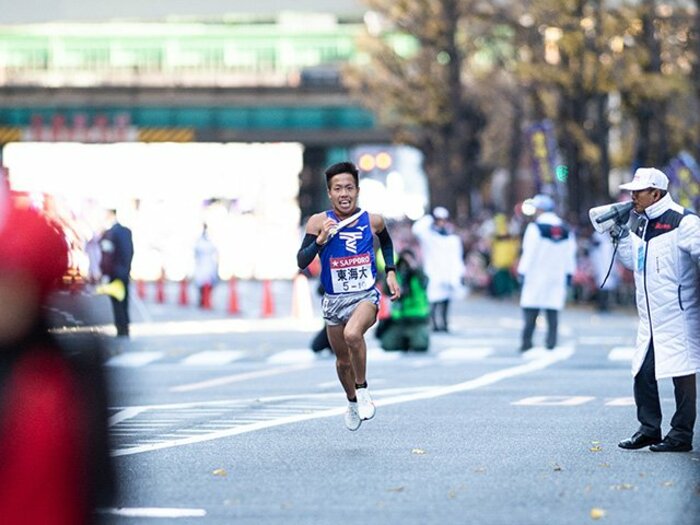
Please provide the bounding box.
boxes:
[212,468,227,477]
[590,507,606,520]
[590,445,603,452]
[610,483,635,491]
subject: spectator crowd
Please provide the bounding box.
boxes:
[384,205,635,314]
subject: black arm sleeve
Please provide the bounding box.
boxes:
[377,227,396,272]
[297,233,321,269]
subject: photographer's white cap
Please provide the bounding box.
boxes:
[531,194,555,212]
[432,206,450,220]
[619,167,669,191]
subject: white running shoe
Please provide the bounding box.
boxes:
[344,402,362,431]
[356,387,376,420]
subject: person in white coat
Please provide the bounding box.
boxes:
[612,167,700,453]
[412,206,465,332]
[193,224,219,308]
[517,194,576,352]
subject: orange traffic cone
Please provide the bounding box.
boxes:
[178,278,189,306]
[291,273,314,321]
[377,289,391,320]
[227,278,240,314]
[261,279,275,318]
[201,283,213,310]
[155,272,166,304]
[136,279,147,300]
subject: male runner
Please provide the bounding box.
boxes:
[297,161,400,431]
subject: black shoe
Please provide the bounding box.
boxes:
[649,437,693,453]
[618,431,662,450]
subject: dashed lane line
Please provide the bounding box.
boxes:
[608,347,635,361]
[512,395,596,406]
[169,363,314,393]
[98,507,206,518]
[181,350,247,366]
[113,347,574,457]
[438,347,493,361]
[105,351,164,367]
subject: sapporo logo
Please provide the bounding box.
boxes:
[339,231,364,254]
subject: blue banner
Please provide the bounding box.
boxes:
[667,151,700,211]
[525,119,566,207]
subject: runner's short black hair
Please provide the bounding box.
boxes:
[325,161,359,188]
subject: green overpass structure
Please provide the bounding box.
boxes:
[0,16,416,146]
[0,85,390,145]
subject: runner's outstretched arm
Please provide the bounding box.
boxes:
[372,215,400,301]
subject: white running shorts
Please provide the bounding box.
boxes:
[322,288,380,326]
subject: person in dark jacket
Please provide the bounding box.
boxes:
[99,209,134,337]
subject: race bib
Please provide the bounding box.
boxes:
[329,252,373,293]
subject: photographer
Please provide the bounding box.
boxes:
[378,249,430,352]
[612,168,700,453]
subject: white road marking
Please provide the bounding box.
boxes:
[608,347,635,361]
[605,397,635,406]
[512,396,595,406]
[54,317,323,337]
[266,349,318,364]
[182,350,246,366]
[367,347,400,361]
[109,407,148,426]
[114,349,573,457]
[437,337,518,346]
[106,352,164,367]
[578,336,632,345]
[520,346,574,361]
[169,363,314,393]
[99,507,206,518]
[438,347,493,360]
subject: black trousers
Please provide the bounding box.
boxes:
[109,286,130,337]
[430,300,450,332]
[634,339,696,443]
[521,308,558,350]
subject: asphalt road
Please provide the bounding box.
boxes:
[51,281,700,525]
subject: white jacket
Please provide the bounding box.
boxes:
[412,217,465,303]
[517,212,577,310]
[617,194,700,379]
[193,235,219,287]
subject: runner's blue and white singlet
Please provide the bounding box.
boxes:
[319,210,376,295]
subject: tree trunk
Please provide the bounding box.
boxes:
[635,0,670,167]
[695,2,700,159]
[508,95,524,212]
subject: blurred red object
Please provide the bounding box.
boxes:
[0,200,113,524]
[0,204,69,299]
